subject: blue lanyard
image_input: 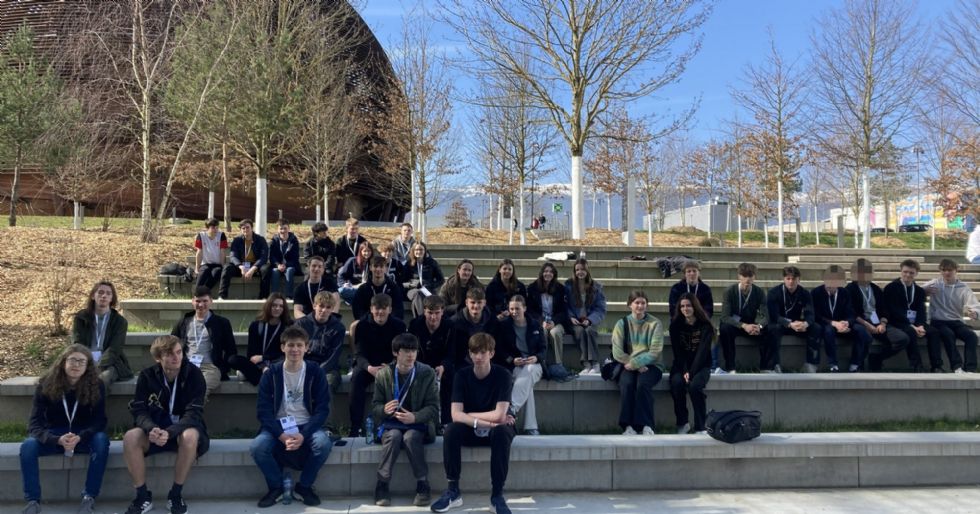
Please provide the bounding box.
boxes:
[393,365,416,409]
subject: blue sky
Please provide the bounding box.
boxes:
[357,0,957,184]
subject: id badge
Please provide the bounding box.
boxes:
[189,354,204,368]
[474,427,490,438]
[243,261,252,271]
[731,315,741,323]
[870,312,880,325]
[91,350,102,364]
[906,309,917,324]
[280,415,299,435]
[170,414,180,424]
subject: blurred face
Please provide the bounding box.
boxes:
[679,299,694,320]
[371,304,392,324]
[380,248,393,259]
[574,264,588,280]
[424,307,444,327]
[370,264,387,284]
[541,266,555,284]
[281,339,307,364]
[900,266,918,285]
[192,295,212,316]
[508,300,526,320]
[458,263,473,281]
[853,267,873,284]
[156,344,184,375]
[314,229,328,241]
[277,225,289,239]
[783,275,800,291]
[64,352,88,383]
[412,245,424,259]
[630,296,648,318]
[401,225,413,240]
[941,267,957,283]
[269,298,286,319]
[308,260,324,280]
[359,244,373,260]
[684,267,699,284]
[466,298,486,319]
[394,348,418,370]
[469,349,493,368]
[206,225,219,237]
[499,264,514,280]
[313,301,336,322]
[346,223,358,238]
[737,273,755,289]
[92,285,114,310]
[824,274,845,293]
[240,223,253,238]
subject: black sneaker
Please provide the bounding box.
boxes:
[125,492,153,514]
[868,353,883,372]
[293,483,321,506]
[430,489,462,512]
[167,494,187,514]
[414,480,431,506]
[374,480,391,506]
[258,487,283,508]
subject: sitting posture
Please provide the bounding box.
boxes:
[193,217,227,291]
[717,263,770,374]
[21,345,109,514]
[229,293,292,386]
[923,259,980,373]
[265,219,303,299]
[881,259,936,372]
[71,280,133,385]
[403,242,446,317]
[170,286,237,402]
[349,293,407,438]
[526,262,572,375]
[219,218,268,300]
[566,258,606,375]
[493,295,545,435]
[296,291,346,389]
[669,294,713,434]
[845,259,911,372]
[809,265,871,372]
[766,266,820,373]
[484,259,528,321]
[611,290,664,436]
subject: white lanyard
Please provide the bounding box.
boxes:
[164,375,178,417]
[307,277,322,302]
[262,322,282,355]
[94,312,108,351]
[782,285,798,315]
[738,287,751,315]
[687,281,699,295]
[62,395,78,432]
[284,362,306,404]
[373,282,389,296]
[903,283,915,309]
[860,285,873,309]
[417,262,423,280]
[346,237,356,255]
[279,238,288,256]
[828,290,838,315]
[190,315,208,350]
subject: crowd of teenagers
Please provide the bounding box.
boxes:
[19,218,980,514]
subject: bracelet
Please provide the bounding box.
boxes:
[473,418,479,429]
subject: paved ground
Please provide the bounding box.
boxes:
[10,487,980,514]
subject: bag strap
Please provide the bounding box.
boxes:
[713,410,761,429]
[621,315,632,355]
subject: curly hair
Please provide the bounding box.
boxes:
[40,344,102,406]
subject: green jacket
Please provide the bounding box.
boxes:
[611,313,665,372]
[71,308,133,380]
[371,362,440,443]
[720,283,768,329]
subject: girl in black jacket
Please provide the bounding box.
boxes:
[229,293,293,385]
[526,262,571,369]
[485,258,528,321]
[404,242,446,317]
[669,293,714,434]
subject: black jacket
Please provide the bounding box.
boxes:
[246,319,289,363]
[409,314,452,370]
[403,255,446,292]
[256,360,330,440]
[353,276,406,321]
[335,234,368,268]
[171,311,238,379]
[766,285,815,327]
[493,315,547,370]
[29,381,107,446]
[70,308,133,380]
[526,280,571,330]
[669,318,714,376]
[304,235,338,275]
[845,281,888,325]
[811,285,857,325]
[448,307,498,369]
[130,360,208,438]
[882,279,928,328]
[485,277,528,317]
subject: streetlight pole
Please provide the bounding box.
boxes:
[913,146,924,223]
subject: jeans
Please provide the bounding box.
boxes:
[768,323,821,370]
[442,422,515,497]
[339,286,357,304]
[670,369,710,431]
[250,428,331,490]
[571,325,600,364]
[196,263,223,291]
[809,323,871,368]
[21,432,110,501]
[618,366,663,431]
[269,266,300,299]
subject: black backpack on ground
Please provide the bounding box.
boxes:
[705,409,762,443]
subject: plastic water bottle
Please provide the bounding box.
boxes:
[365,417,374,444]
[579,249,586,260]
[282,472,293,505]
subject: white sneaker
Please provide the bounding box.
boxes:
[641,426,655,435]
[729,369,737,375]
[848,364,860,372]
[695,430,708,435]
[803,363,818,373]
[622,426,637,435]
[954,367,966,374]
[677,423,690,434]
[712,368,727,375]
[773,364,783,374]
[591,363,602,375]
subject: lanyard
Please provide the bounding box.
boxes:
[262,322,282,355]
[903,283,915,308]
[686,281,699,295]
[346,237,356,255]
[94,312,108,351]
[738,287,751,315]
[828,290,838,315]
[782,285,798,315]
[393,365,417,409]
[244,240,252,262]
[860,285,873,309]
[307,277,322,303]
[62,395,78,432]
[283,362,306,404]
[279,238,288,256]
[164,375,178,417]
[372,282,389,296]
[417,262,423,280]
[190,314,209,350]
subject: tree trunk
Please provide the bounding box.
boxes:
[591,190,597,228]
[813,202,820,245]
[207,190,215,219]
[139,92,153,241]
[571,155,584,239]
[255,170,268,237]
[519,181,526,245]
[606,191,612,231]
[8,149,21,227]
[647,208,654,247]
[777,179,784,248]
[222,142,231,232]
[73,200,83,230]
[323,182,330,225]
[763,216,770,248]
[737,214,743,248]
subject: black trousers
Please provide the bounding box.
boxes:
[618,366,663,431]
[767,324,821,370]
[218,263,264,299]
[931,319,977,371]
[718,324,773,371]
[196,263,223,291]
[349,366,377,436]
[442,422,516,497]
[227,355,269,386]
[892,325,932,368]
[669,368,710,431]
[869,325,910,367]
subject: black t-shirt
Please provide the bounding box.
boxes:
[408,315,452,369]
[292,278,339,315]
[452,364,513,413]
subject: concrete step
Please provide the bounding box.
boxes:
[3,432,980,501]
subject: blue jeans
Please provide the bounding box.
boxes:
[270,266,300,298]
[250,429,331,490]
[339,286,357,304]
[20,432,110,501]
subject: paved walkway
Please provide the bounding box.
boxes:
[10,487,980,514]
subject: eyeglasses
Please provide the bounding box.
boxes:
[66,358,88,366]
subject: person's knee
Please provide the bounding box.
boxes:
[19,437,41,457]
[309,430,331,455]
[178,428,200,450]
[250,432,274,457]
[403,429,424,447]
[123,428,147,449]
[90,431,110,452]
[382,429,405,447]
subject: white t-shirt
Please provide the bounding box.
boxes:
[278,363,310,426]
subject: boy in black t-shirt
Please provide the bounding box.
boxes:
[430,333,515,514]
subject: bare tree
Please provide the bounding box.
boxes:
[810,0,928,247]
[442,0,711,239]
[935,0,979,126]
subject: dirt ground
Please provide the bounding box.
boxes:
[0,223,736,380]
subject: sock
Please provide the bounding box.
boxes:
[169,483,183,498]
[448,480,459,493]
[135,484,148,499]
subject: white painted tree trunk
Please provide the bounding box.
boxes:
[606,191,612,231]
[420,211,427,242]
[571,155,584,239]
[813,203,820,245]
[323,183,330,225]
[316,205,321,222]
[411,167,418,232]
[255,175,268,236]
[591,191,597,228]
[508,206,514,245]
[207,191,215,219]
[862,172,871,249]
[737,214,743,248]
[764,218,770,248]
[73,201,82,230]
[777,180,784,248]
[623,177,635,245]
[519,182,526,245]
[647,209,653,247]
[496,195,503,231]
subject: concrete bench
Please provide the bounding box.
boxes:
[5,373,980,434]
[3,432,980,501]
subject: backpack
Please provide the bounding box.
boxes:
[705,409,762,444]
[159,262,194,283]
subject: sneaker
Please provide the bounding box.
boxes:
[622,426,637,435]
[829,365,839,373]
[293,483,321,506]
[677,423,691,434]
[712,368,727,375]
[848,364,860,372]
[414,480,431,507]
[773,364,783,374]
[803,363,817,373]
[729,369,738,375]
[257,488,283,508]
[430,489,463,512]
[524,428,541,435]
[77,496,95,514]
[695,430,708,435]
[489,495,512,514]
[125,493,153,514]
[591,363,602,375]
[375,480,391,507]
[167,494,187,514]
[23,501,41,514]
[954,367,966,374]
[641,426,655,435]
